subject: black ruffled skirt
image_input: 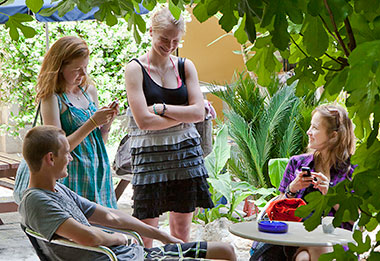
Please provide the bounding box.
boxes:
[132,176,214,219]
[126,110,214,219]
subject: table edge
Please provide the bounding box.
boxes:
[229,221,353,247]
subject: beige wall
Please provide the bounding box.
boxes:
[179,12,245,84]
[179,11,246,121]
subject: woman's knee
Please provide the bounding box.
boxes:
[170,212,193,224]
[295,249,310,261]
[169,212,192,231]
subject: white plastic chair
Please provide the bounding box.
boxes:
[22,224,143,261]
[257,196,279,221]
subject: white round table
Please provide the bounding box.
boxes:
[229,221,354,247]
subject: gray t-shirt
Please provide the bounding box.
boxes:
[19,183,143,261]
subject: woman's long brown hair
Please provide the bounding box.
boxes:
[312,104,356,174]
[36,36,92,102]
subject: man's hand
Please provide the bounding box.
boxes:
[159,231,184,244]
[89,206,184,245]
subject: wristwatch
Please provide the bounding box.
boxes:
[285,185,298,197]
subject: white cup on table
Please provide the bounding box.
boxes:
[322,216,335,234]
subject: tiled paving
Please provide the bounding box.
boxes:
[0,212,37,261]
[0,185,37,260]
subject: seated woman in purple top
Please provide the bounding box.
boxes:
[251,104,356,261]
[278,104,356,212]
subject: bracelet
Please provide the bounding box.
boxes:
[285,185,298,197]
[89,117,98,128]
[285,191,296,198]
[153,104,158,115]
[160,102,166,116]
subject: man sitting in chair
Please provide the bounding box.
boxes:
[19,126,236,261]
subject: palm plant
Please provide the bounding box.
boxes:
[195,124,275,224]
[211,73,310,188]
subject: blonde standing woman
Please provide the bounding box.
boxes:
[35,36,118,208]
[125,7,214,247]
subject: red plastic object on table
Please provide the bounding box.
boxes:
[265,198,306,222]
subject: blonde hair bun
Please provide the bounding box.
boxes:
[151,7,185,33]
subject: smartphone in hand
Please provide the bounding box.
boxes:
[109,100,119,109]
[301,166,311,177]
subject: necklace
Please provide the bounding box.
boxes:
[147,52,180,88]
[69,93,81,101]
[66,89,82,101]
[157,64,170,87]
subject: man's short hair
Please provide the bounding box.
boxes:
[23,126,66,172]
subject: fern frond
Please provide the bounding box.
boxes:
[211,73,265,123]
[227,111,267,187]
[214,74,310,188]
[280,120,304,157]
[228,145,249,182]
[256,86,296,170]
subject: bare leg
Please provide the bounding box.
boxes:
[140,217,159,248]
[295,246,333,261]
[169,212,193,242]
[295,249,310,261]
[205,242,236,261]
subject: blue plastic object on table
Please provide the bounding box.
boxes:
[258,220,288,233]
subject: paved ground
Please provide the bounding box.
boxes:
[0,212,37,260]
[0,186,37,261]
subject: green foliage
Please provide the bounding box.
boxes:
[246,35,282,86]
[295,190,333,231]
[3,0,380,257]
[319,244,357,261]
[2,0,174,42]
[0,22,45,136]
[25,0,43,13]
[211,74,309,188]
[296,178,362,230]
[200,0,380,258]
[295,139,380,258]
[204,123,230,178]
[195,124,275,224]
[302,15,328,57]
[5,13,37,40]
[0,19,150,141]
[268,158,289,189]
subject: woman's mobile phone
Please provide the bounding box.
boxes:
[301,166,311,177]
[109,100,119,108]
